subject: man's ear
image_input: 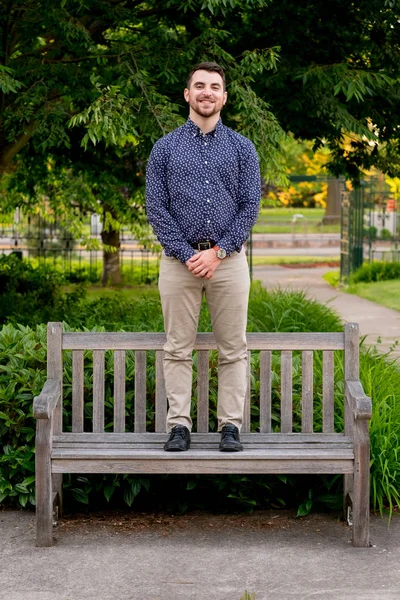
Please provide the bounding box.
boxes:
[223,91,228,106]
[184,88,190,103]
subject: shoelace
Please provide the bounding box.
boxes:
[171,428,187,439]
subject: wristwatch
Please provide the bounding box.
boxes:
[214,245,227,259]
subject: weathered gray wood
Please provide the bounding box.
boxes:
[53,432,351,444]
[197,351,209,433]
[52,458,354,475]
[155,351,167,433]
[33,379,61,419]
[47,323,63,433]
[345,380,372,420]
[72,351,84,432]
[134,351,147,433]
[52,447,354,460]
[62,330,345,351]
[35,321,370,547]
[242,351,251,433]
[281,351,292,433]
[259,351,272,433]
[323,351,335,433]
[52,473,63,518]
[343,323,359,515]
[352,420,370,547]
[302,351,313,433]
[53,441,353,451]
[114,351,126,433]
[35,419,53,546]
[93,350,105,433]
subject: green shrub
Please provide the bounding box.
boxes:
[380,228,393,241]
[0,254,86,325]
[1,284,399,517]
[351,261,400,283]
[364,225,377,241]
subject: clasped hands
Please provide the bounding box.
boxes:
[186,248,221,279]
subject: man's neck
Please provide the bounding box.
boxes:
[189,110,220,134]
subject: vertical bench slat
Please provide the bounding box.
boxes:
[281,351,292,433]
[93,350,105,433]
[134,350,147,433]
[197,350,209,433]
[155,351,167,433]
[72,350,84,433]
[302,351,314,433]
[323,350,335,433]
[113,350,126,433]
[259,350,272,433]
[48,323,63,434]
[242,351,251,433]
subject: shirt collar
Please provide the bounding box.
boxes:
[185,117,223,138]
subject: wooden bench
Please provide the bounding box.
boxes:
[33,321,372,547]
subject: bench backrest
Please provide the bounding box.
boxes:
[47,322,359,436]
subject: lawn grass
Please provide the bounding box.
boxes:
[255,208,340,234]
[323,270,400,312]
[62,284,160,301]
[346,279,400,312]
[253,256,340,266]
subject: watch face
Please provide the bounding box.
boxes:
[216,248,227,259]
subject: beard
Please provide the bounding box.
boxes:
[190,99,222,118]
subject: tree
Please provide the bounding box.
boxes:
[2,1,400,282]
[1,0,286,283]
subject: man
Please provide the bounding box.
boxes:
[146,62,261,452]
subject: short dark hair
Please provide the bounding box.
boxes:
[186,62,226,91]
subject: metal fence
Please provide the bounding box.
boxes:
[340,178,400,280]
[0,213,160,283]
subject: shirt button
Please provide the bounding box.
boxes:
[207,200,210,203]
[207,220,210,223]
[205,161,208,165]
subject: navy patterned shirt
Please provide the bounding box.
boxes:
[146,118,261,264]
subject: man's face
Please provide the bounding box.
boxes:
[184,70,227,119]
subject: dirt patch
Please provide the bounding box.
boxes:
[57,509,343,537]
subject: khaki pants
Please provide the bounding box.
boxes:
[158,250,250,432]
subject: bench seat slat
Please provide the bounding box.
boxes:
[52,456,354,475]
[52,442,353,451]
[52,447,353,459]
[62,332,345,351]
[53,433,351,444]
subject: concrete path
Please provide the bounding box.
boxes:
[1,509,399,600]
[254,265,400,358]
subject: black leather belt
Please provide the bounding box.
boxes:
[191,240,216,250]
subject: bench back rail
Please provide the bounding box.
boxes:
[45,322,360,437]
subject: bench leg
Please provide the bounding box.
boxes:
[343,473,353,523]
[52,474,63,518]
[36,419,53,547]
[352,421,370,548]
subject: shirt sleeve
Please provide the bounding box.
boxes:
[146,140,195,264]
[216,140,261,255]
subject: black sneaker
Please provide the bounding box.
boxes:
[219,424,243,452]
[164,425,191,452]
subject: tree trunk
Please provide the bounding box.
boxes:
[323,177,345,224]
[100,213,121,286]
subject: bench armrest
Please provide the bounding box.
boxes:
[33,379,61,419]
[345,380,372,420]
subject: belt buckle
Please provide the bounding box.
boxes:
[198,241,212,251]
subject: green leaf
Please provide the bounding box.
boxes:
[71,488,89,504]
[104,485,115,502]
